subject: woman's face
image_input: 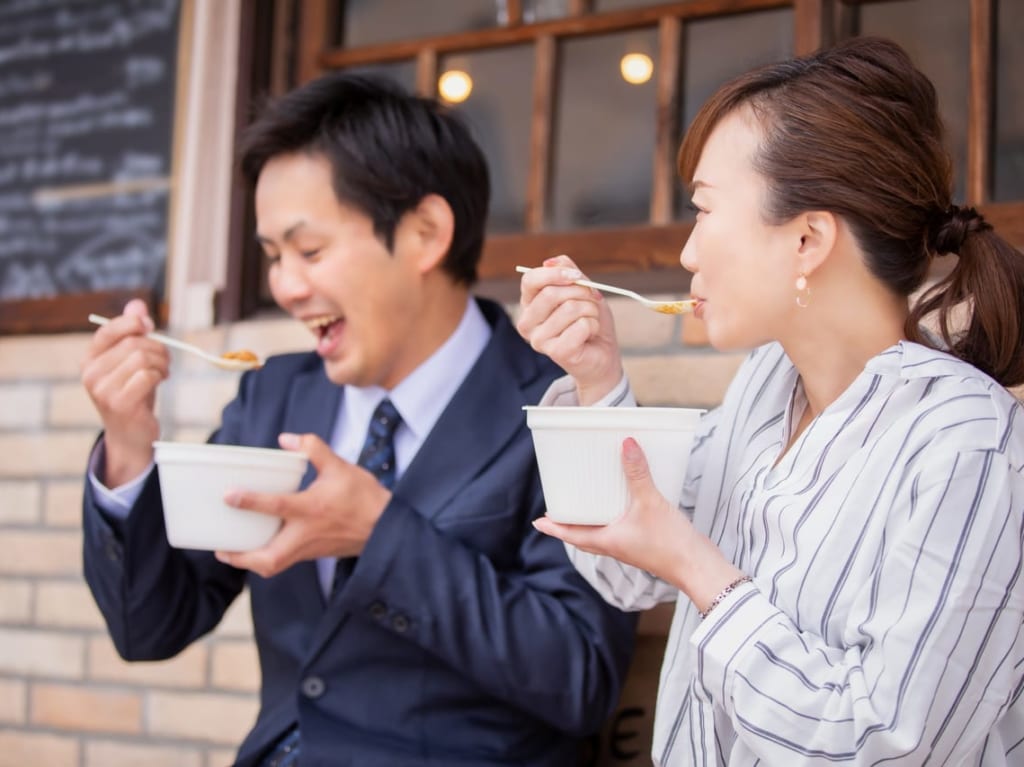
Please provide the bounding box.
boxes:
[680,107,803,350]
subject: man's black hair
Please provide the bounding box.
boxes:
[239,73,490,285]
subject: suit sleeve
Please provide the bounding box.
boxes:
[337,433,638,736]
[81,374,263,661]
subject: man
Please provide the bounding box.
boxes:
[80,74,636,766]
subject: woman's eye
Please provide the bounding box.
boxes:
[685,201,705,215]
[300,249,321,259]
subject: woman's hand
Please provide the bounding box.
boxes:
[533,437,744,612]
[516,255,624,405]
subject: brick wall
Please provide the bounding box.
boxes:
[0,296,731,767]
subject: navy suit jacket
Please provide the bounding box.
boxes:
[83,299,637,767]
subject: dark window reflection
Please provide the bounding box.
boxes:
[522,0,570,23]
[550,29,659,231]
[675,8,792,219]
[994,0,1024,202]
[858,0,968,202]
[593,0,664,11]
[343,60,417,93]
[439,48,534,234]
[341,0,499,47]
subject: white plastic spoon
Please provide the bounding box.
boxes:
[515,265,696,315]
[88,314,264,371]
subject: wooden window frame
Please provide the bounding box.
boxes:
[218,0,1024,318]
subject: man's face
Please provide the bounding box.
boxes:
[255,152,424,389]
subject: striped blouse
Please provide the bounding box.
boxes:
[553,341,1024,766]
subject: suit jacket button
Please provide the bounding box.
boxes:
[300,676,326,699]
[391,614,409,633]
[369,601,387,620]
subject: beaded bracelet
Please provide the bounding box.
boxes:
[699,575,752,620]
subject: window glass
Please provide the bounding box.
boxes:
[521,0,570,24]
[994,0,1024,201]
[675,8,792,218]
[343,60,417,93]
[341,0,499,47]
[858,0,969,201]
[439,47,534,233]
[593,0,666,11]
[550,29,659,231]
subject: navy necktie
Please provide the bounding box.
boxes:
[332,398,402,595]
[356,398,401,491]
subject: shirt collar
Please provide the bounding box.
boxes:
[344,297,492,441]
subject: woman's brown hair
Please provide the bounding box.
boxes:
[678,36,1024,387]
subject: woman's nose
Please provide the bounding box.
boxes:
[680,232,698,273]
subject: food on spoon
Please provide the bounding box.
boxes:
[220,349,262,367]
[654,300,696,315]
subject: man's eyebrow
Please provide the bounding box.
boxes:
[254,221,307,246]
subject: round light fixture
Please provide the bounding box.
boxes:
[620,52,653,85]
[438,69,473,103]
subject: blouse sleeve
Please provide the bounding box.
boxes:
[690,447,1024,764]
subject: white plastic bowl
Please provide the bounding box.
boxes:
[153,441,308,551]
[524,406,704,525]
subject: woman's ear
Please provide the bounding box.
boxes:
[796,210,837,277]
[405,193,454,273]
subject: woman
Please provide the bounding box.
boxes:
[518,37,1024,766]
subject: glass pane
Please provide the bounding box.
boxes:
[859,0,969,202]
[994,0,1024,202]
[522,0,570,24]
[594,0,666,11]
[439,47,534,234]
[676,8,793,219]
[550,29,659,231]
[341,0,500,47]
[343,60,417,93]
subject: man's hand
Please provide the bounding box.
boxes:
[80,299,170,486]
[215,432,392,578]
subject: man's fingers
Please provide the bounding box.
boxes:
[279,432,330,469]
[216,520,308,578]
[85,347,169,413]
[121,298,154,326]
[224,488,291,518]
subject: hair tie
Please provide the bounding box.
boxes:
[929,205,991,255]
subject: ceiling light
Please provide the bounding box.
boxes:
[438,70,473,103]
[620,53,653,85]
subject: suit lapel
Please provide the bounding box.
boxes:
[284,366,342,490]
[305,303,545,661]
[396,323,532,520]
[277,364,342,614]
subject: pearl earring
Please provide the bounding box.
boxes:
[795,273,811,308]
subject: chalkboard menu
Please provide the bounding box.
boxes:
[0,0,182,317]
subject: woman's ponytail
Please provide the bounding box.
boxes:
[908,208,1024,387]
